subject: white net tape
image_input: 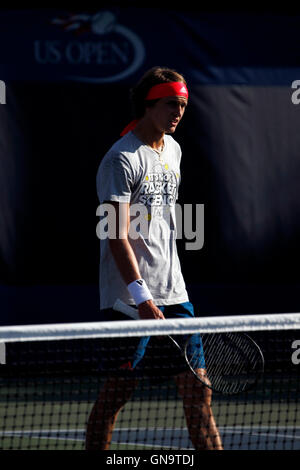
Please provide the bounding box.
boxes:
[0,312,300,343]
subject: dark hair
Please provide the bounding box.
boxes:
[130,66,187,119]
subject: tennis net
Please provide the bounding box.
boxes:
[0,312,300,451]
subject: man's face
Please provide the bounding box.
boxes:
[146,96,188,134]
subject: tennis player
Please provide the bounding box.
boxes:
[86,67,223,450]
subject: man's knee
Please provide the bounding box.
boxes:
[175,370,213,403]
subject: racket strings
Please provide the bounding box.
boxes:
[185,332,264,394]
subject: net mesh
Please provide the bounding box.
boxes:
[0,313,300,451]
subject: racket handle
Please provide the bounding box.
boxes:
[113,299,139,319]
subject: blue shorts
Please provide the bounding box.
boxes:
[99,302,206,379]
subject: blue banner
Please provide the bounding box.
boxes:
[0,8,300,323]
[0,9,299,84]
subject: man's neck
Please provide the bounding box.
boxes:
[133,118,165,152]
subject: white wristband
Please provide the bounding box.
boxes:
[127,279,153,306]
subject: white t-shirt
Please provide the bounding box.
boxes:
[97,131,189,310]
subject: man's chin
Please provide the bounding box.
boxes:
[165,125,177,134]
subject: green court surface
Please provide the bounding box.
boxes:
[0,375,299,450]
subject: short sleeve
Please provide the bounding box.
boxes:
[97,152,134,204]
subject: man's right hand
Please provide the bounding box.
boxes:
[138,299,165,320]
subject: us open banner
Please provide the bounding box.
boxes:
[0,8,300,323]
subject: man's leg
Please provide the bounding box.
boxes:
[174,369,223,450]
[85,376,138,450]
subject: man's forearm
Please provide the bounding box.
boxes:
[109,237,164,319]
[109,238,141,286]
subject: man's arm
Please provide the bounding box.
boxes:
[108,201,165,320]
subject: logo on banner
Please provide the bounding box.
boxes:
[34,11,145,83]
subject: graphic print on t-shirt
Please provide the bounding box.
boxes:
[138,161,179,208]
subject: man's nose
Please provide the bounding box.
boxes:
[174,105,183,117]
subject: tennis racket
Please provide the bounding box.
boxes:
[113,299,264,395]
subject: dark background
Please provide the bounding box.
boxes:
[0,6,300,325]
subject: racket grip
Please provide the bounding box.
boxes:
[113,299,140,319]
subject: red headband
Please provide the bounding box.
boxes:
[146,81,188,101]
[120,81,188,136]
